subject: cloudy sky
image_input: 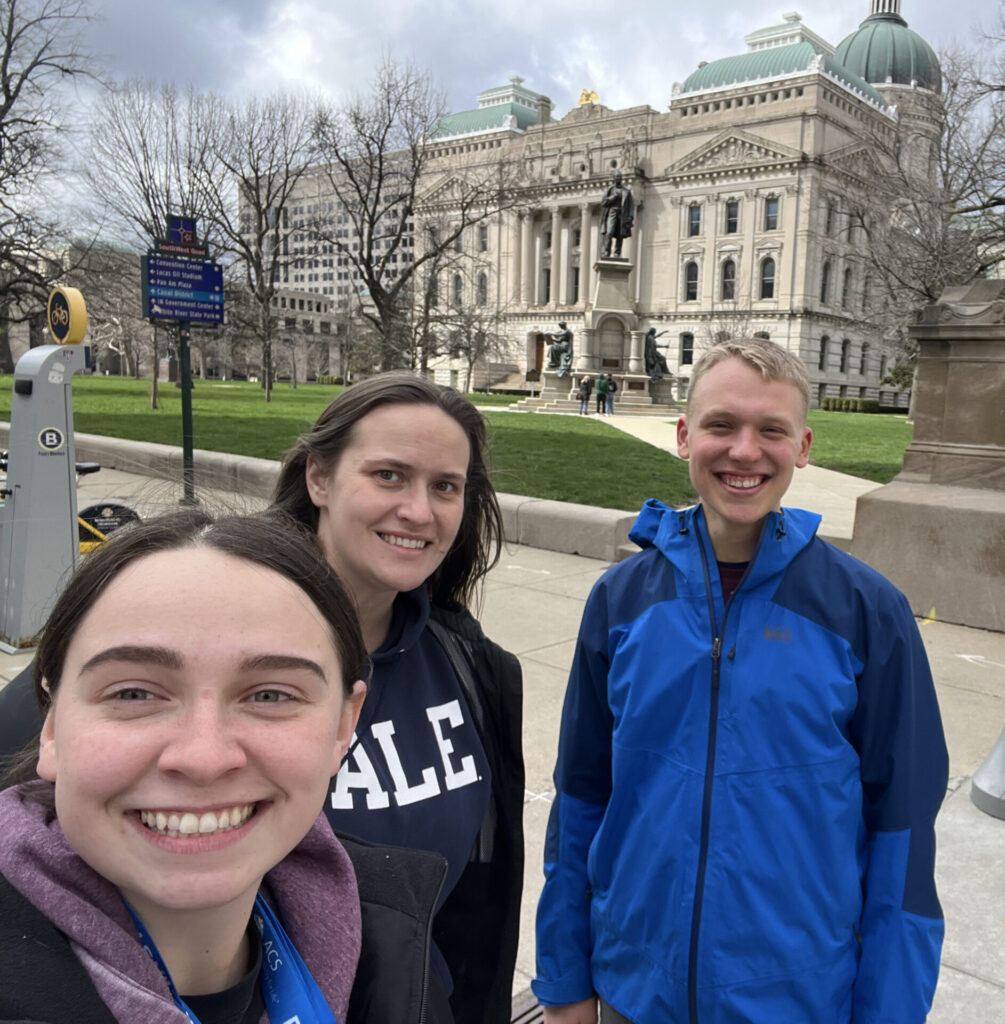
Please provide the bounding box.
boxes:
[81,0,997,116]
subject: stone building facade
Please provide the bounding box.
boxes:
[277,1,941,405]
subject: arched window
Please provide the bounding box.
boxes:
[880,354,888,380]
[840,339,850,373]
[684,261,698,301]
[819,336,830,372]
[859,342,870,375]
[477,272,488,306]
[862,275,872,313]
[842,267,853,308]
[759,257,775,299]
[453,274,463,307]
[820,261,831,304]
[721,259,736,300]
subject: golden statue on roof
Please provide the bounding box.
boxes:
[578,88,599,106]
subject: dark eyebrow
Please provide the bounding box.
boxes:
[361,457,466,485]
[240,653,329,683]
[79,645,183,673]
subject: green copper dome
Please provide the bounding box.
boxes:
[835,9,941,92]
[680,41,886,108]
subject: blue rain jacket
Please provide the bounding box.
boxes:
[534,501,947,1023]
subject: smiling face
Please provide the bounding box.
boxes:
[677,357,812,561]
[36,547,363,928]
[305,402,470,622]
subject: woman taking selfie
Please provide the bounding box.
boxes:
[271,373,524,1024]
[0,512,368,1024]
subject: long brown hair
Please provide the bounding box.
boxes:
[2,510,368,790]
[271,372,503,610]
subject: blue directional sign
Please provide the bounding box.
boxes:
[142,254,224,324]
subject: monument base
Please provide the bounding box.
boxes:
[850,480,1005,633]
[539,371,574,400]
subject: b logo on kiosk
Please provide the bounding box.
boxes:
[47,287,87,345]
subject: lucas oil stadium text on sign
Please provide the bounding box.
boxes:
[142,253,224,324]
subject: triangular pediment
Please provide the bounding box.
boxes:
[668,130,803,176]
[825,144,886,184]
[418,175,470,205]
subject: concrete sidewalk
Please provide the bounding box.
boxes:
[1,450,1002,1020]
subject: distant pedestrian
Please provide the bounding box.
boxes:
[594,373,608,414]
[577,376,593,414]
[605,374,618,415]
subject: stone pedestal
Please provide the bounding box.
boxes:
[850,281,1005,632]
[539,370,573,401]
[590,258,634,314]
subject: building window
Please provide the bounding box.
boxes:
[680,332,694,365]
[820,261,831,304]
[764,197,779,231]
[684,261,698,301]
[477,272,488,306]
[430,274,439,307]
[840,339,850,373]
[842,267,853,308]
[859,342,869,375]
[453,274,463,306]
[688,204,701,236]
[572,266,580,303]
[819,336,830,372]
[759,257,775,299]
[545,231,552,250]
[825,201,835,236]
[721,259,736,300]
[880,354,888,379]
[725,200,739,234]
[479,225,488,252]
[453,231,462,253]
[542,268,550,304]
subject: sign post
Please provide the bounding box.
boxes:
[141,220,223,506]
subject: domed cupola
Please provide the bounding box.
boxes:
[835,0,941,92]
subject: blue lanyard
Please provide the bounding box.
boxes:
[125,893,339,1024]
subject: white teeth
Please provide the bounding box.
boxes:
[140,804,255,838]
[380,533,427,550]
[722,476,763,490]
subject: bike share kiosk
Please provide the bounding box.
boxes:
[0,287,90,651]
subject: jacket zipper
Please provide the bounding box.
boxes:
[686,518,766,1024]
[418,855,448,1024]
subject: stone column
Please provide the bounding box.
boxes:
[533,230,543,307]
[579,202,592,307]
[559,214,571,307]
[576,327,597,373]
[549,207,562,309]
[629,329,645,374]
[520,213,533,307]
[590,215,601,301]
[510,211,522,305]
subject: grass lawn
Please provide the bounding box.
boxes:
[0,376,910,505]
[805,410,912,483]
[0,375,694,510]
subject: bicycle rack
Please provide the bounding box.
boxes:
[0,344,90,651]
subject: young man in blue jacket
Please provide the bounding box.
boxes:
[534,338,948,1023]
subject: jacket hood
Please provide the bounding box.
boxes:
[0,786,360,1023]
[630,501,822,585]
[370,585,430,665]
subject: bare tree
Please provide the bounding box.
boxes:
[193,91,317,401]
[309,56,517,370]
[845,44,1005,359]
[0,0,96,370]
